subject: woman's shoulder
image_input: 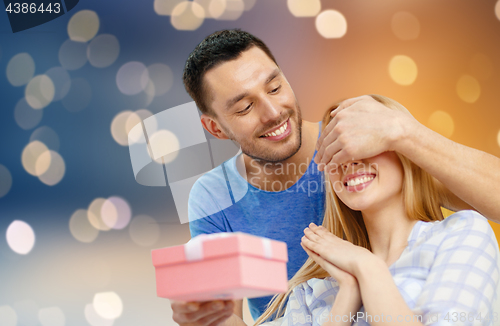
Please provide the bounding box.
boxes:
[436,210,493,234]
[411,210,497,248]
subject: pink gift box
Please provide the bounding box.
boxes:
[152,232,288,302]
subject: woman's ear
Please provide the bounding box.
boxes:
[200,114,229,140]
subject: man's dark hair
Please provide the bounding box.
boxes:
[183,29,278,116]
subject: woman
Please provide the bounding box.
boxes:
[254,95,499,326]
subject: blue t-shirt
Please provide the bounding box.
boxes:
[188,125,325,320]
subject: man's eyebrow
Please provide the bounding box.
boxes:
[265,68,280,85]
[225,69,281,111]
[225,91,250,111]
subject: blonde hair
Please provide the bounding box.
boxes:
[254,94,444,325]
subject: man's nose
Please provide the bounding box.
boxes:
[259,98,282,122]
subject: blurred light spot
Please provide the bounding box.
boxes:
[287,0,320,17]
[102,196,132,230]
[6,220,35,255]
[389,55,418,86]
[154,0,183,15]
[14,98,43,130]
[497,130,500,148]
[93,292,123,320]
[45,67,71,101]
[209,0,225,18]
[38,307,65,326]
[111,111,134,146]
[37,151,65,186]
[22,141,50,176]
[6,53,35,86]
[116,62,149,95]
[125,112,143,144]
[469,53,493,81]
[13,301,38,326]
[62,78,92,112]
[129,215,160,246]
[496,0,500,21]
[193,0,212,17]
[88,198,111,231]
[0,165,12,198]
[84,304,114,326]
[428,111,454,138]
[315,10,347,39]
[211,0,244,20]
[147,63,173,96]
[35,150,52,176]
[456,75,480,103]
[68,10,99,42]
[0,306,17,326]
[391,12,420,41]
[59,39,88,70]
[30,126,60,152]
[87,34,120,68]
[171,1,205,30]
[125,110,154,144]
[243,0,256,11]
[25,75,55,109]
[149,129,180,162]
[69,209,99,243]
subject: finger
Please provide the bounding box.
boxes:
[330,96,366,119]
[303,227,321,242]
[175,301,228,324]
[328,148,352,168]
[301,242,320,259]
[171,300,201,314]
[206,310,234,326]
[197,307,234,326]
[309,224,334,238]
[318,142,344,169]
[315,117,339,154]
[301,235,319,254]
[315,123,341,165]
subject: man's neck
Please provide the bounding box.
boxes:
[243,120,319,191]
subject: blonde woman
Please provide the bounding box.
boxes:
[254,95,500,326]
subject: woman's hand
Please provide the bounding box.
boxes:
[301,242,359,291]
[301,223,373,277]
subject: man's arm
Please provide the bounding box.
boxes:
[315,95,500,223]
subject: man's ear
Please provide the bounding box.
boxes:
[200,114,229,140]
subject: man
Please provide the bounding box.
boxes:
[172,29,500,326]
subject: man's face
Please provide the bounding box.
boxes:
[203,46,302,163]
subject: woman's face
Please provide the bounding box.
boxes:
[328,152,405,213]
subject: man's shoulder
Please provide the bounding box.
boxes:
[190,156,239,196]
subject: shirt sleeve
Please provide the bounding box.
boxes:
[414,211,500,326]
[259,278,340,326]
[188,175,228,237]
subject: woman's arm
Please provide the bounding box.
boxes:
[354,256,425,326]
[314,95,500,223]
[322,288,362,326]
[354,211,499,326]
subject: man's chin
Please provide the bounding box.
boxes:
[243,135,302,164]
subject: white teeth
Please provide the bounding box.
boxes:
[263,121,288,137]
[346,175,375,187]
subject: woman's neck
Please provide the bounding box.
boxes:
[361,196,418,266]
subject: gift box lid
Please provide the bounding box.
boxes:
[152,232,288,267]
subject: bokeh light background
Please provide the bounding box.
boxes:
[1,0,500,325]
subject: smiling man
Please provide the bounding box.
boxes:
[171,29,500,326]
[181,30,325,324]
